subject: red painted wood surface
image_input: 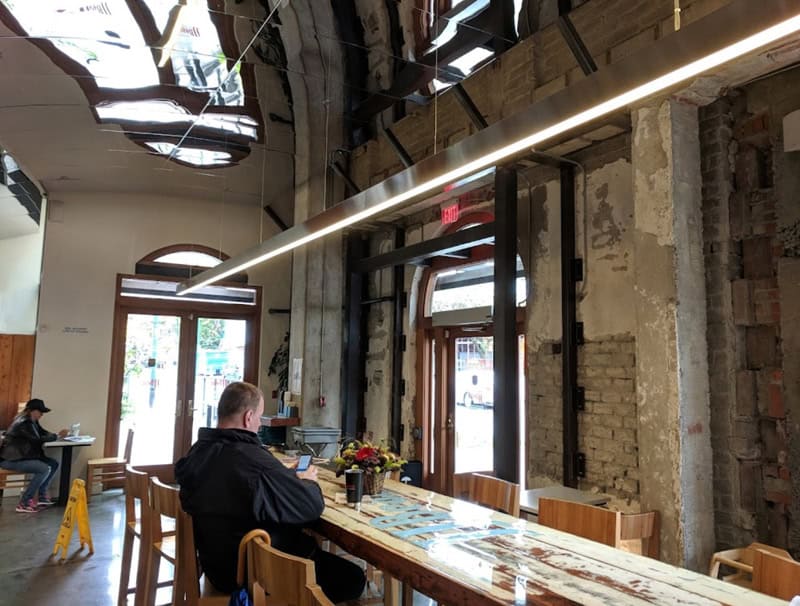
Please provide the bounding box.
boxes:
[310,466,783,606]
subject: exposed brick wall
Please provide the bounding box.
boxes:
[701,73,798,552]
[578,336,639,503]
[528,341,562,483]
[529,336,639,506]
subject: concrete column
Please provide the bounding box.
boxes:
[282,1,345,429]
[632,98,714,569]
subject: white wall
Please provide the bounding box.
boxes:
[31,192,290,484]
[0,226,44,334]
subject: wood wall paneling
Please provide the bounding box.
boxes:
[0,335,35,427]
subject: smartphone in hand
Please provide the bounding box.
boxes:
[295,454,312,473]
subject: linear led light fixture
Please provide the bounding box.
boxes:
[178,0,800,296]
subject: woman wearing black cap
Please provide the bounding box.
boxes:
[0,399,68,512]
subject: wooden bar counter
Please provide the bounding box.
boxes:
[311,467,781,606]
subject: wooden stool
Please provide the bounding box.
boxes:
[87,429,133,502]
[118,466,152,606]
[0,469,31,502]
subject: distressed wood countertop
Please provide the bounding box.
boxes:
[311,467,781,606]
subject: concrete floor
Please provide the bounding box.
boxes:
[0,490,171,606]
[0,492,431,606]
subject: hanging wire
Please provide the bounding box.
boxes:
[433,0,439,155]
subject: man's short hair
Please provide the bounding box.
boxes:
[218,381,263,420]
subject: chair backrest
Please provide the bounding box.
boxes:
[471,473,520,517]
[452,472,520,517]
[539,499,660,559]
[150,477,180,536]
[238,529,316,606]
[123,429,134,462]
[620,511,660,559]
[538,498,621,547]
[752,548,800,600]
[150,477,202,605]
[305,584,334,606]
[124,465,149,526]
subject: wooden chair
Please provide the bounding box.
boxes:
[538,498,660,559]
[118,466,152,606]
[237,529,316,606]
[87,428,133,502]
[709,542,793,588]
[752,547,800,600]
[146,477,227,606]
[452,472,520,517]
[0,470,31,502]
[306,584,334,606]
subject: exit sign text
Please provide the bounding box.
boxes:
[441,203,460,225]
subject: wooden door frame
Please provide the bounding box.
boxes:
[104,274,262,472]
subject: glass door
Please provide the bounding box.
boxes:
[119,313,184,474]
[453,334,494,474]
[111,311,256,477]
[187,317,248,448]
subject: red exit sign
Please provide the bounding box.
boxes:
[441,203,460,225]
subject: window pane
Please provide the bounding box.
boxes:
[120,314,181,465]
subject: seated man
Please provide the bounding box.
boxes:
[176,381,365,603]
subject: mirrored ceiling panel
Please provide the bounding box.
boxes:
[0,0,520,213]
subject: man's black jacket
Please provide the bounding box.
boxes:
[175,428,324,593]
[0,414,58,461]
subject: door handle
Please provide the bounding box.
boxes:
[176,399,183,417]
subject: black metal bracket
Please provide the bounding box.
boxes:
[263,205,289,231]
[330,160,361,195]
[354,223,494,273]
[400,379,406,397]
[576,322,584,345]
[556,0,598,76]
[452,83,488,130]
[573,258,584,282]
[381,127,414,168]
[576,452,586,478]
[575,386,585,411]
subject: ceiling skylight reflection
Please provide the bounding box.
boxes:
[0,0,159,89]
[427,0,490,51]
[449,47,494,75]
[95,100,258,139]
[145,0,244,106]
[145,142,232,167]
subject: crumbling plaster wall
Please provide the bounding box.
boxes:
[525,136,639,511]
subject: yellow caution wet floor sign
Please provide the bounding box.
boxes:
[52,478,94,561]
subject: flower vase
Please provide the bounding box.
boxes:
[364,471,385,495]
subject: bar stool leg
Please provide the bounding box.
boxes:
[118,527,134,606]
[145,545,161,606]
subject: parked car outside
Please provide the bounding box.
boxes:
[455,369,494,408]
